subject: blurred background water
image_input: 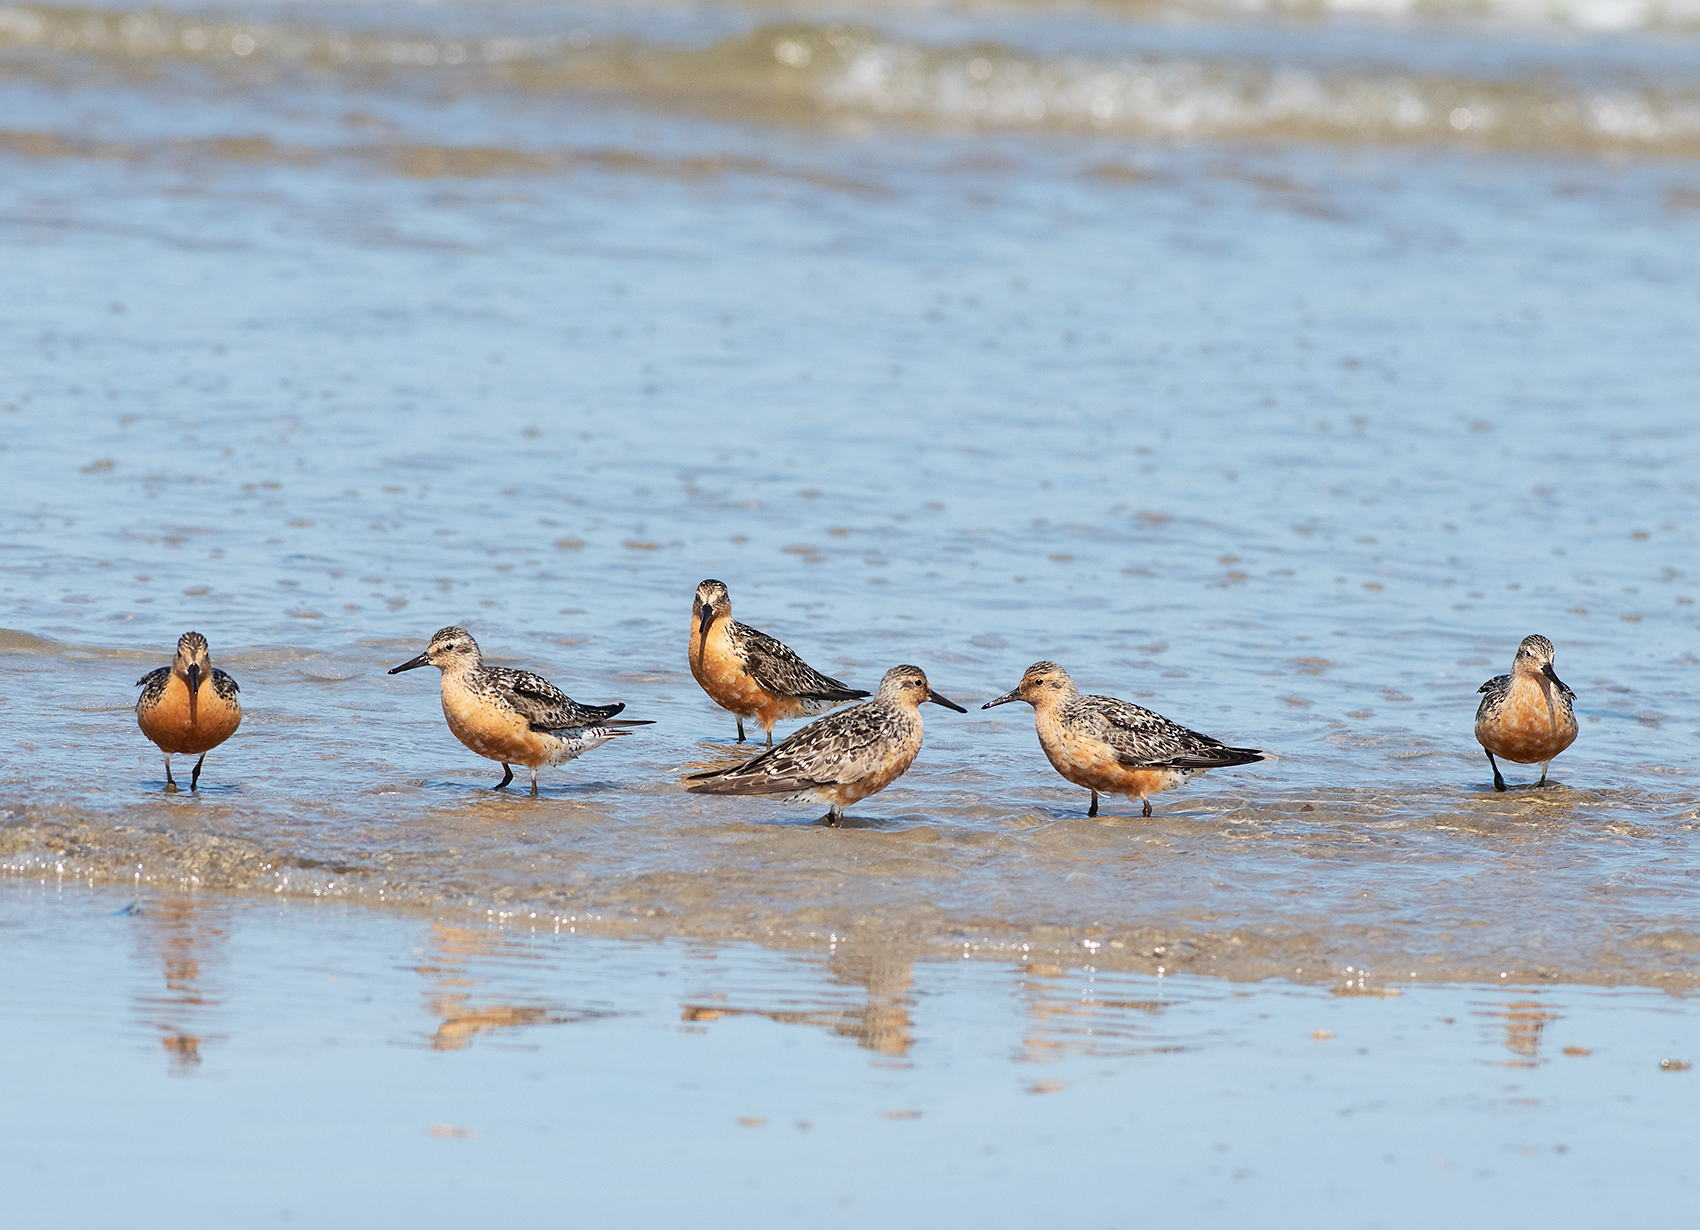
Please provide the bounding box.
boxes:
[2,0,1699,986]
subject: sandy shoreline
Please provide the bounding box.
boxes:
[8,788,1697,991]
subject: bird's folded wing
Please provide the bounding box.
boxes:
[1153,746,1265,769]
[687,704,888,790]
[490,667,625,731]
[734,623,869,701]
[1089,696,1240,767]
[135,666,170,707]
[685,774,819,796]
[1478,674,1509,696]
[211,668,241,700]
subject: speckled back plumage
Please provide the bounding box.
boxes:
[688,694,921,793]
[1068,693,1264,769]
[1474,674,1512,720]
[684,664,954,803]
[726,620,867,705]
[134,665,171,709]
[472,665,627,732]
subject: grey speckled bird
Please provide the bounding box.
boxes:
[983,661,1264,817]
[688,578,869,743]
[685,664,965,825]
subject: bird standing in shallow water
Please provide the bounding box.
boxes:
[983,661,1263,818]
[135,631,241,792]
[389,626,651,796]
[685,664,965,826]
[688,578,869,744]
[1474,634,1577,791]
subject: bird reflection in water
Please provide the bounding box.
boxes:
[681,954,916,1060]
[133,896,227,1075]
[1483,998,1561,1068]
[1015,963,1166,1066]
[413,921,598,1051]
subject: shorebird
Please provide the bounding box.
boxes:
[983,661,1263,817]
[688,578,869,744]
[389,626,651,796]
[135,631,241,792]
[1474,634,1577,791]
[685,664,964,825]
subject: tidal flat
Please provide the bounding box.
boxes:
[2,881,1696,1227]
[4,0,1700,1220]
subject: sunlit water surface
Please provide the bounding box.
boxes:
[4,0,1700,992]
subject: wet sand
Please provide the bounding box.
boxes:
[3,880,1695,1226]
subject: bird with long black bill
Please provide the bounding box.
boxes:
[983,661,1263,818]
[135,631,242,792]
[389,625,651,796]
[688,578,868,743]
[685,664,964,826]
[1474,634,1577,791]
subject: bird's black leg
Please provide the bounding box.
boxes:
[1142,798,1152,818]
[495,763,513,790]
[190,754,207,791]
[765,729,773,746]
[163,755,178,793]
[1538,761,1550,786]
[1088,790,1098,817]
[820,805,843,827]
[736,718,746,743]
[530,768,539,798]
[1487,751,1505,792]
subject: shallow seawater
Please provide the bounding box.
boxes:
[4,0,1700,993]
[2,881,1695,1226]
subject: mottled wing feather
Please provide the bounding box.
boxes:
[486,666,625,731]
[1084,695,1261,769]
[1476,674,1510,719]
[135,666,170,709]
[687,701,894,793]
[211,668,241,701]
[730,622,868,701]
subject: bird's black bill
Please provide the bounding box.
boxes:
[698,604,715,637]
[388,653,431,674]
[186,662,201,694]
[981,688,1020,710]
[928,689,968,714]
[1542,663,1568,691]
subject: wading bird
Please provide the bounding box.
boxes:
[389,626,650,796]
[983,661,1263,817]
[135,631,241,792]
[1474,634,1577,791]
[686,664,964,825]
[688,578,868,743]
